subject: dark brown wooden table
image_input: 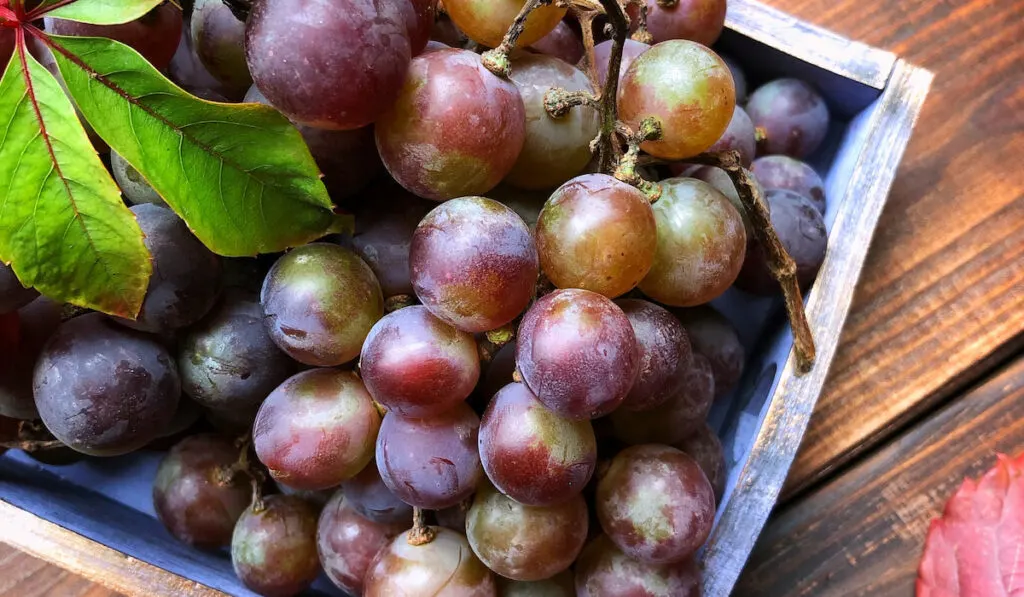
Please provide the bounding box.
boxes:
[2,0,1022,595]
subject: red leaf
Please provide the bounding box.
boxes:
[917,453,1024,597]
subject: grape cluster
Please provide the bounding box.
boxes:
[0,0,841,594]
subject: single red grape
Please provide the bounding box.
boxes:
[444,0,566,48]
[365,527,497,595]
[575,535,701,597]
[616,299,693,411]
[596,444,715,564]
[672,305,745,399]
[46,4,182,70]
[735,189,828,295]
[246,0,411,130]
[504,53,599,191]
[618,40,735,160]
[639,177,746,307]
[529,21,584,65]
[675,422,727,502]
[410,197,538,333]
[687,165,762,238]
[590,38,649,87]
[254,369,381,491]
[610,353,715,445]
[467,483,587,581]
[360,305,481,417]
[376,49,526,201]
[479,382,597,506]
[376,403,483,509]
[750,155,827,214]
[516,289,639,420]
[317,491,406,595]
[747,78,831,158]
[536,174,656,298]
[341,462,414,525]
[231,495,320,597]
[709,105,757,167]
[261,243,383,366]
[631,0,727,46]
[153,434,251,549]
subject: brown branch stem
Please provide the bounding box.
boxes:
[686,150,817,374]
[614,116,663,201]
[407,507,437,546]
[0,439,65,452]
[594,0,630,172]
[481,0,552,77]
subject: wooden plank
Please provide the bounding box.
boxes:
[771,0,1024,499]
[737,353,1024,596]
[701,58,932,597]
[0,543,122,597]
[0,502,226,597]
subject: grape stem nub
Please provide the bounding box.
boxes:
[407,507,437,546]
[481,0,554,78]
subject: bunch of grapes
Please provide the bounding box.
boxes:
[1,0,838,594]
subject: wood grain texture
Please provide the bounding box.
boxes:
[0,543,122,597]
[736,353,1024,596]
[773,0,1024,499]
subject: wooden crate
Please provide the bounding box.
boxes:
[0,1,932,595]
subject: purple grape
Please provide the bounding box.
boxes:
[177,289,296,413]
[672,305,745,399]
[244,85,384,201]
[675,422,727,502]
[364,527,497,595]
[479,382,597,506]
[575,535,701,597]
[245,0,411,130]
[466,483,588,581]
[318,491,406,595]
[0,262,38,313]
[479,340,518,403]
[191,0,251,98]
[341,461,415,525]
[437,503,470,533]
[231,495,320,596]
[260,243,383,366]
[153,434,251,549]
[747,78,831,158]
[529,21,584,65]
[360,305,481,417]
[350,184,433,297]
[505,53,599,191]
[254,369,381,490]
[33,313,180,456]
[610,354,715,445]
[0,298,60,420]
[45,4,182,70]
[616,299,693,412]
[376,403,483,510]
[596,444,715,564]
[720,53,748,103]
[516,289,639,420]
[735,189,828,295]
[709,106,756,167]
[590,39,649,87]
[410,197,538,333]
[631,0,726,46]
[751,155,827,214]
[116,204,222,334]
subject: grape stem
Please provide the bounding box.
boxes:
[478,321,517,363]
[0,439,64,451]
[629,0,653,43]
[407,507,437,546]
[614,116,663,201]
[481,0,554,77]
[684,150,817,374]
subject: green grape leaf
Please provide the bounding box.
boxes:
[37,0,164,25]
[47,34,341,257]
[0,41,151,317]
